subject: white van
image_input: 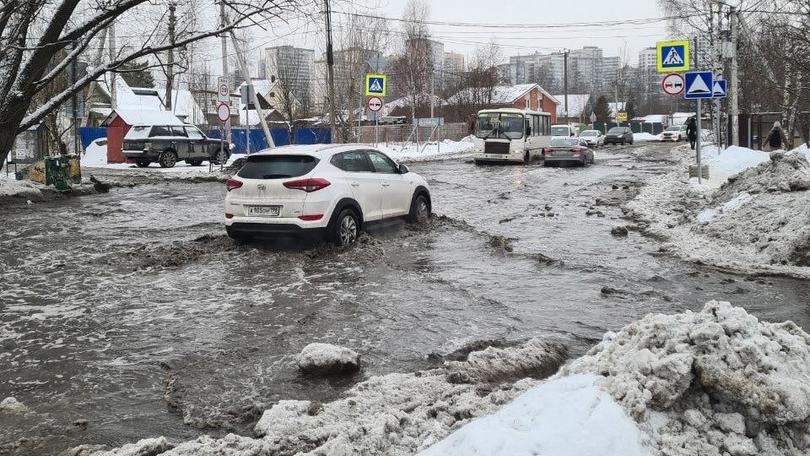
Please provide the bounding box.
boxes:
[550,124,577,139]
[473,108,553,164]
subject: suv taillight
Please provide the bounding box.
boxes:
[284,178,331,192]
[226,179,243,191]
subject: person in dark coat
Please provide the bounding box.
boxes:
[685,117,698,150]
[764,121,788,151]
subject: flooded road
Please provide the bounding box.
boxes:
[2,142,809,454]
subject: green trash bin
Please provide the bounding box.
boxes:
[44,156,71,191]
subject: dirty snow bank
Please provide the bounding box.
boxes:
[377,138,476,163]
[627,145,810,276]
[634,133,661,142]
[295,343,361,375]
[561,301,810,456]
[0,178,43,202]
[84,338,566,456]
[421,374,650,456]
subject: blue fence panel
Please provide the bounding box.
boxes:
[208,128,291,155]
[78,127,107,150]
[295,128,331,145]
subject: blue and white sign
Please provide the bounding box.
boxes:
[684,71,714,99]
[712,79,727,99]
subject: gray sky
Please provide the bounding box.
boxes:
[375,0,669,60]
[208,0,672,76]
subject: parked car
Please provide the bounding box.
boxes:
[551,124,577,138]
[224,145,432,246]
[579,130,605,148]
[661,125,687,142]
[605,127,634,145]
[123,124,230,168]
[543,137,594,167]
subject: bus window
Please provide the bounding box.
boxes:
[533,115,540,137]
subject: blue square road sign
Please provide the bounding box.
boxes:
[684,71,714,99]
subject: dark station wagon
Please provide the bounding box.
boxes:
[122,124,230,168]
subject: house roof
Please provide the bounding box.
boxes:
[383,95,448,116]
[448,83,559,106]
[97,76,164,111]
[102,109,185,127]
[552,94,590,118]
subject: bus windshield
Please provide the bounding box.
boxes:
[475,113,525,140]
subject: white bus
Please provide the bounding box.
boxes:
[472,108,553,164]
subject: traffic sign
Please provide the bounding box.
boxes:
[712,79,727,99]
[217,77,230,103]
[661,73,685,96]
[217,102,230,122]
[367,97,383,112]
[657,40,690,73]
[617,112,628,122]
[365,74,387,97]
[684,71,713,99]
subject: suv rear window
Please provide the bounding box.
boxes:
[125,126,151,140]
[237,155,318,179]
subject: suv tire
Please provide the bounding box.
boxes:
[331,208,359,247]
[212,149,228,165]
[159,150,177,168]
[408,193,431,224]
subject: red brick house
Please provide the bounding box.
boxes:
[447,83,560,124]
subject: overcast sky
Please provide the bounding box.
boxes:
[374,0,669,60]
[203,0,672,77]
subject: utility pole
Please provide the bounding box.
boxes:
[109,22,117,110]
[219,0,231,142]
[729,6,739,146]
[324,0,338,143]
[695,36,703,185]
[165,1,176,111]
[563,50,569,121]
[227,31,274,148]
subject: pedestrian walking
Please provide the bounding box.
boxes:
[764,121,788,151]
[686,116,697,150]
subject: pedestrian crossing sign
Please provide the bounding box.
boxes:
[365,74,387,97]
[657,40,690,73]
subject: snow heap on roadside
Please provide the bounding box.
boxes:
[295,343,361,375]
[92,338,566,456]
[0,178,43,203]
[562,301,810,456]
[695,152,810,267]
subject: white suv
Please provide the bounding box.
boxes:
[225,145,432,246]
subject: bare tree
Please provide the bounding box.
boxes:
[0,0,300,164]
[392,0,433,121]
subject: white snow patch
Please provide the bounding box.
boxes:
[562,301,810,456]
[82,139,108,166]
[699,145,770,187]
[295,343,360,375]
[420,374,650,456]
[376,140,476,163]
[696,192,754,224]
[88,437,172,455]
[0,397,29,414]
[0,178,43,201]
[634,133,661,142]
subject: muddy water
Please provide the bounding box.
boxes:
[2,144,809,454]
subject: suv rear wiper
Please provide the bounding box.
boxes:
[262,174,293,179]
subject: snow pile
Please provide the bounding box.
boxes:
[634,133,661,142]
[96,338,564,456]
[627,145,810,275]
[88,437,172,456]
[561,301,810,456]
[696,192,754,224]
[377,140,476,163]
[420,374,650,456]
[0,397,29,414]
[693,152,810,267]
[82,139,108,166]
[0,178,43,202]
[702,146,770,183]
[295,343,361,375]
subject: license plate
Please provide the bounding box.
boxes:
[247,205,281,217]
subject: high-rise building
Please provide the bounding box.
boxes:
[638,47,657,71]
[506,47,620,93]
[259,45,314,113]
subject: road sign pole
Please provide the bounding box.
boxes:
[697,98,702,184]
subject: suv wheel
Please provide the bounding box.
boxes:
[136,160,150,168]
[159,150,177,168]
[408,193,431,224]
[331,209,359,247]
[212,149,228,165]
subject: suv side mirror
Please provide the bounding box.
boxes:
[399,163,409,174]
